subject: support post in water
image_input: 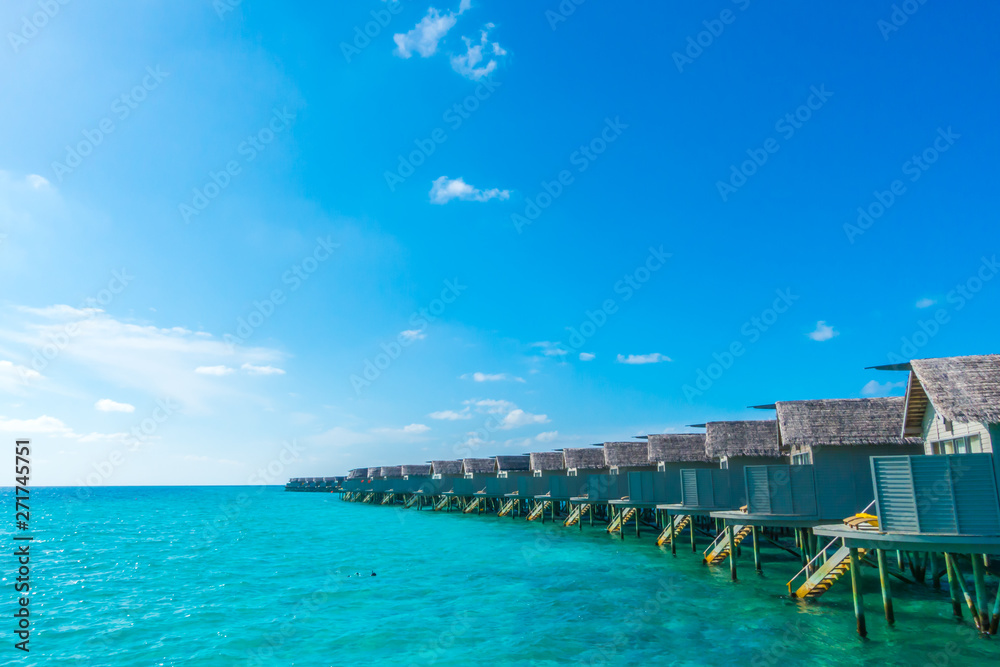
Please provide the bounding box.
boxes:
[876,549,894,625]
[752,525,761,573]
[727,523,737,582]
[945,551,962,618]
[849,547,866,637]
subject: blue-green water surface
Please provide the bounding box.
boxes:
[3,487,999,666]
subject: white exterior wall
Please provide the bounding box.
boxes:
[921,404,993,454]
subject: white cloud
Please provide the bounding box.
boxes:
[403,423,430,433]
[429,409,472,420]
[451,24,505,80]
[861,380,906,397]
[916,298,936,308]
[399,329,427,343]
[431,398,548,430]
[241,363,286,376]
[429,176,509,204]
[531,341,569,357]
[0,360,41,393]
[393,3,468,59]
[807,321,839,342]
[26,174,50,189]
[461,372,524,382]
[0,415,77,437]
[536,430,558,442]
[95,398,135,413]
[500,409,549,429]
[195,365,235,376]
[616,353,671,365]
[579,352,595,361]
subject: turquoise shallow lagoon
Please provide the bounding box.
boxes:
[3,486,1000,665]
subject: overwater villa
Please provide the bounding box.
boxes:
[607,434,717,544]
[475,456,531,515]
[657,420,781,557]
[319,352,1000,640]
[709,398,922,581]
[509,452,566,519]
[535,447,607,523]
[814,355,1000,636]
[579,441,654,536]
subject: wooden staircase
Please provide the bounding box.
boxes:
[498,498,516,516]
[433,496,450,511]
[607,507,637,533]
[527,500,551,521]
[564,504,590,527]
[380,493,394,505]
[790,546,868,598]
[362,492,374,504]
[463,497,482,514]
[656,514,691,546]
[703,525,752,565]
[403,495,418,509]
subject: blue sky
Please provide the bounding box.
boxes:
[1,0,997,485]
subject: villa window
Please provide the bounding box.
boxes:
[791,452,812,465]
[931,434,982,455]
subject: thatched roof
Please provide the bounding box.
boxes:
[603,441,652,467]
[563,447,608,470]
[910,355,1000,425]
[647,433,712,463]
[495,455,530,472]
[347,468,367,479]
[776,398,920,447]
[431,460,463,476]
[462,458,495,474]
[366,467,381,478]
[529,452,565,471]
[704,420,779,458]
[379,466,403,478]
[401,464,432,476]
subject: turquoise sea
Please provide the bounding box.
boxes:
[3,486,999,666]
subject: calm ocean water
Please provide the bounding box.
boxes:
[2,486,998,666]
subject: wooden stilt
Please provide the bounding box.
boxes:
[945,552,963,618]
[670,514,677,556]
[635,508,641,539]
[945,553,981,631]
[876,549,894,625]
[752,525,761,573]
[897,550,904,572]
[690,515,696,552]
[931,551,941,590]
[972,554,989,632]
[990,577,1000,635]
[727,524,737,582]
[849,547,867,637]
